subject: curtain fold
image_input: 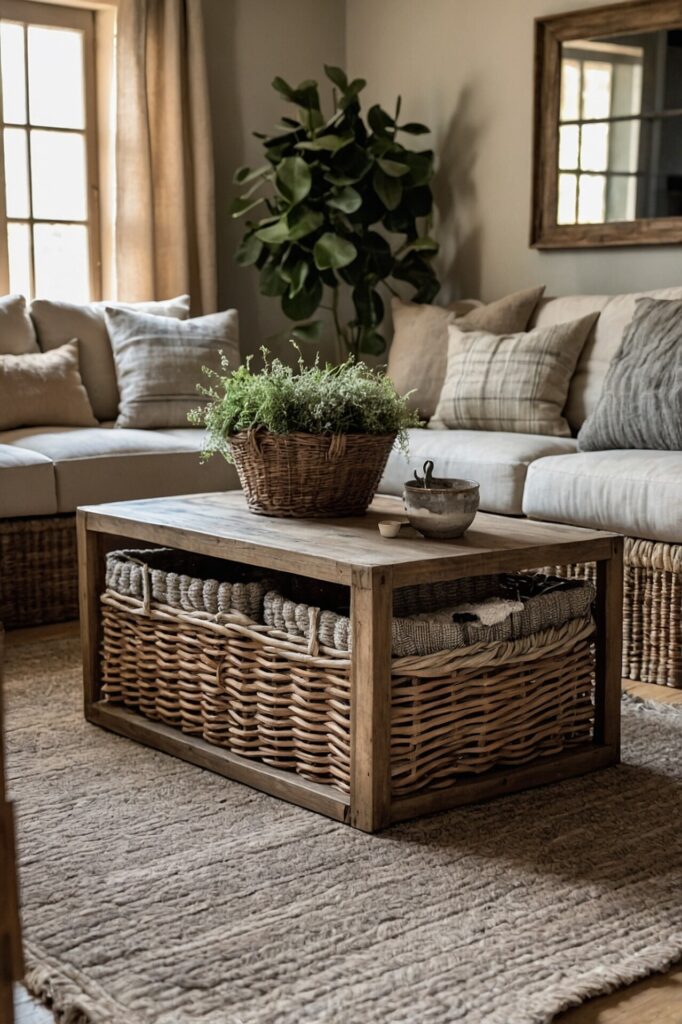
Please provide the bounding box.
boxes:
[115,0,216,314]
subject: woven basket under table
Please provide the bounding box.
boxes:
[100,558,596,797]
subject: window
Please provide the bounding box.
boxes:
[558,41,644,226]
[0,0,100,302]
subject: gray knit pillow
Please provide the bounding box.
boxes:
[577,297,682,451]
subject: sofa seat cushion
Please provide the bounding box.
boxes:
[379,428,578,515]
[6,427,238,512]
[0,443,57,516]
[523,450,682,544]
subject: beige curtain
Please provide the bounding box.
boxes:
[115,0,216,314]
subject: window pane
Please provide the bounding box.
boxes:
[31,130,87,220]
[608,118,641,173]
[582,62,612,120]
[27,26,85,129]
[578,174,606,223]
[4,127,30,217]
[557,173,577,224]
[606,175,638,222]
[560,59,580,121]
[1,22,27,124]
[33,223,89,301]
[580,122,609,172]
[8,221,32,298]
[559,125,579,170]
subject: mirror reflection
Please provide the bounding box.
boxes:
[557,30,682,225]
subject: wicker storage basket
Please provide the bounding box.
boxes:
[228,429,396,518]
[100,552,597,796]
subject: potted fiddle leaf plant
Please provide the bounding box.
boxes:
[231,66,440,359]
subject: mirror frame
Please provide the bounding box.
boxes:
[531,0,682,248]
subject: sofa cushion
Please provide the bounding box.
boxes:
[523,450,682,544]
[6,426,238,512]
[387,287,545,420]
[379,427,577,515]
[0,443,56,516]
[0,294,39,355]
[530,287,682,432]
[0,339,98,430]
[105,307,239,429]
[30,295,191,421]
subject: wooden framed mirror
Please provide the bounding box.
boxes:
[531,0,682,248]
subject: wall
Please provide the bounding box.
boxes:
[203,0,346,360]
[345,0,682,304]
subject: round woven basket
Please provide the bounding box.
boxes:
[228,429,396,518]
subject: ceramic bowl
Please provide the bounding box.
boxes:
[403,477,480,539]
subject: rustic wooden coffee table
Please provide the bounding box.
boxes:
[78,492,623,832]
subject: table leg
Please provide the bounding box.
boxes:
[594,537,624,758]
[350,566,393,832]
[77,512,108,716]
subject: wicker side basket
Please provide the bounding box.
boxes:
[100,555,597,797]
[228,429,396,518]
[0,515,78,629]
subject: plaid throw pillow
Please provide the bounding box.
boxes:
[432,313,598,437]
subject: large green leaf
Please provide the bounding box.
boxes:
[352,282,384,326]
[324,65,348,91]
[338,79,367,110]
[328,144,372,185]
[230,195,264,218]
[287,206,324,241]
[255,218,290,244]
[402,150,434,186]
[290,320,324,343]
[398,122,431,135]
[296,134,353,153]
[275,156,312,205]
[401,236,439,255]
[233,164,270,185]
[368,104,394,136]
[271,76,297,102]
[260,263,288,297]
[235,233,263,267]
[287,260,309,297]
[377,157,410,177]
[313,233,357,271]
[327,186,362,213]
[373,167,402,211]
[282,277,323,320]
[357,327,387,356]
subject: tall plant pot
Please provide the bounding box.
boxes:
[228,429,396,518]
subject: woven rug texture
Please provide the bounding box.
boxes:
[4,637,682,1024]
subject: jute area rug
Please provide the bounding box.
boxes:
[5,637,682,1024]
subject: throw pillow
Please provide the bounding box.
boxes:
[387,286,545,420]
[577,297,682,451]
[0,339,97,430]
[30,295,191,421]
[106,307,240,429]
[0,294,39,355]
[433,312,598,437]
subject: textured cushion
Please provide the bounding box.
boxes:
[8,426,238,512]
[106,307,239,429]
[578,298,682,452]
[523,450,682,544]
[387,286,545,419]
[0,340,97,430]
[379,427,577,515]
[0,443,56,516]
[530,287,682,431]
[30,295,191,420]
[0,294,39,355]
[433,314,597,437]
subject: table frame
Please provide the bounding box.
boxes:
[78,500,623,833]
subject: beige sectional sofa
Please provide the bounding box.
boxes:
[381,287,682,687]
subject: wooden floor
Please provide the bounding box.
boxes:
[7,623,682,1024]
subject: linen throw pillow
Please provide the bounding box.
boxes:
[577,297,682,451]
[433,312,598,437]
[106,307,239,429]
[0,294,39,355]
[30,295,191,421]
[0,339,97,430]
[387,286,545,419]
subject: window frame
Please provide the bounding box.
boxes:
[0,0,101,299]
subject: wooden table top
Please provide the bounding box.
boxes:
[79,491,618,586]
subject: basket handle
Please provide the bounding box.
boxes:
[246,428,264,458]
[326,433,347,462]
[307,606,320,656]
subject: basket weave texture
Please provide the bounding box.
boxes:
[228,429,396,518]
[0,515,78,629]
[101,550,597,795]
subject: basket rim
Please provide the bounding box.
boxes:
[228,428,397,443]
